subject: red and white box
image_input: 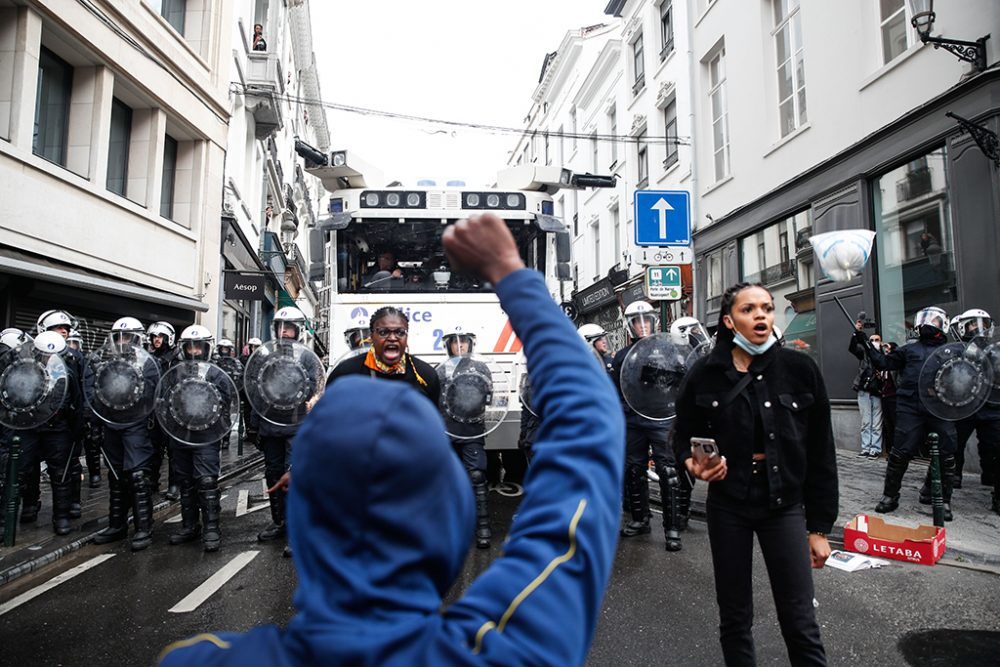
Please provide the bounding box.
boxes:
[843,514,946,566]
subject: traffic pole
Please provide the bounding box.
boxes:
[3,434,22,547]
[927,432,945,527]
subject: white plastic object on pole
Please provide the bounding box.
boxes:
[809,230,876,282]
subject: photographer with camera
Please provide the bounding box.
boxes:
[849,319,884,458]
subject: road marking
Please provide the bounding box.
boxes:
[0,554,115,617]
[235,489,270,517]
[169,551,260,613]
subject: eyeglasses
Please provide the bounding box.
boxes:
[374,327,408,338]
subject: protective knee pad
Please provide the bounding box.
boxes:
[196,475,218,491]
[469,469,487,486]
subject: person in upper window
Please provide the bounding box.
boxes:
[252,23,267,51]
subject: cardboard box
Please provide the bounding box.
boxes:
[843,514,946,566]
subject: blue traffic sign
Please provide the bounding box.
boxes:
[633,190,691,246]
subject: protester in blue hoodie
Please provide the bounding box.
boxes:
[157,213,625,667]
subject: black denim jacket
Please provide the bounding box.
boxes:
[672,341,839,534]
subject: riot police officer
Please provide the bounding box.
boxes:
[240,337,263,445]
[611,301,686,551]
[440,328,493,549]
[89,317,160,551]
[18,330,82,534]
[213,338,243,450]
[862,307,958,520]
[253,309,308,544]
[147,321,178,499]
[578,323,614,376]
[918,309,1000,515]
[0,328,31,530]
[166,325,231,552]
[68,328,103,489]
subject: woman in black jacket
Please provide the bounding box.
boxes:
[673,283,838,667]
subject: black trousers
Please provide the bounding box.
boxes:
[956,415,1000,475]
[171,440,221,486]
[20,428,73,485]
[893,402,956,458]
[624,416,673,471]
[452,436,487,474]
[881,396,897,455]
[104,422,154,474]
[706,474,826,667]
[259,436,292,480]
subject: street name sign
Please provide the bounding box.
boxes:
[645,266,683,301]
[636,245,693,266]
[633,190,691,246]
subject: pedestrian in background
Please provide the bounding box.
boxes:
[674,282,837,666]
[158,213,625,667]
[879,341,899,456]
[251,23,267,51]
[849,323,884,458]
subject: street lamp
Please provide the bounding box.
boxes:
[907,0,990,73]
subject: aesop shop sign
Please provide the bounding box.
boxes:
[224,272,266,300]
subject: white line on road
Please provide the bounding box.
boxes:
[0,554,116,617]
[235,489,270,517]
[169,550,260,614]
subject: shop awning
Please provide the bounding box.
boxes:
[0,246,208,313]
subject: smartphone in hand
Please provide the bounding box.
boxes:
[691,437,719,464]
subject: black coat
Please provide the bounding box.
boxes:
[672,341,839,534]
[862,332,945,401]
[848,335,882,394]
[328,352,440,406]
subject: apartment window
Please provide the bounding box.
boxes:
[706,250,723,299]
[659,1,674,60]
[33,48,73,166]
[773,0,807,137]
[106,99,133,196]
[708,48,731,182]
[873,147,957,343]
[632,33,645,96]
[779,231,789,264]
[161,134,178,219]
[146,0,186,35]
[591,133,599,172]
[591,218,601,278]
[608,106,618,166]
[636,129,648,187]
[879,0,913,64]
[663,101,678,169]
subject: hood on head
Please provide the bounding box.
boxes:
[286,376,473,630]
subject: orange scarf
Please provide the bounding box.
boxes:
[363,349,428,387]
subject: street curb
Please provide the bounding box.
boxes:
[0,453,264,588]
[656,497,1000,570]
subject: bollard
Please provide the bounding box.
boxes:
[3,434,22,547]
[927,432,945,527]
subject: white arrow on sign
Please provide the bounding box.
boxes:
[665,267,678,281]
[652,198,675,239]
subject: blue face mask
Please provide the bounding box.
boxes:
[732,330,777,356]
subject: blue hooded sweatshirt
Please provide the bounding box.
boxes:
[158,269,625,667]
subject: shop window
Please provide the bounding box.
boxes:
[873,147,957,344]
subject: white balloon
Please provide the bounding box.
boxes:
[810,230,876,282]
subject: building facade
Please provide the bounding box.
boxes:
[0,0,231,345]
[686,0,1000,444]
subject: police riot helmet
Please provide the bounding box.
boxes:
[67,329,83,351]
[248,337,263,348]
[442,327,476,358]
[0,328,31,351]
[623,301,659,340]
[273,307,306,341]
[179,325,214,360]
[109,317,146,348]
[34,330,67,356]
[217,338,235,357]
[147,321,176,348]
[954,308,993,342]
[668,317,710,348]
[913,306,948,340]
[577,323,608,345]
[344,327,371,350]
[36,309,74,335]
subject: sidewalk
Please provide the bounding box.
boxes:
[0,440,263,587]
[657,450,1000,568]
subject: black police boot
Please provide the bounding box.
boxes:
[93,476,128,544]
[470,470,492,549]
[168,484,201,545]
[51,481,73,536]
[198,477,222,553]
[69,462,82,519]
[129,470,154,551]
[941,456,956,522]
[677,481,692,532]
[19,466,41,524]
[621,466,651,537]
[257,474,286,542]
[875,452,910,513]
[918,472,932,505]
[84,443,102,488]
[953,449,964,489]
[658,466,682,552]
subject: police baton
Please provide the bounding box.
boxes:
[926,432,946,528]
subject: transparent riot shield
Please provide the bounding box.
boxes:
[326,346,370,384]
[437,355,512,440]
[620,334,692,422]
[83,342,159,427]
[0,343,68,430]
[684,339,714,370]
[918,342,993,421]
[155,361,239,446]
[518,360,538,418]
[244,340,326,426]
[979,341,1000,406]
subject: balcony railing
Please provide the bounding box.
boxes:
[245,52,285,138]
[896,167,933,202]
[745,259,797,286]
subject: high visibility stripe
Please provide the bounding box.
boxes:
[509,336,523,353]
[493,320,514,353]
